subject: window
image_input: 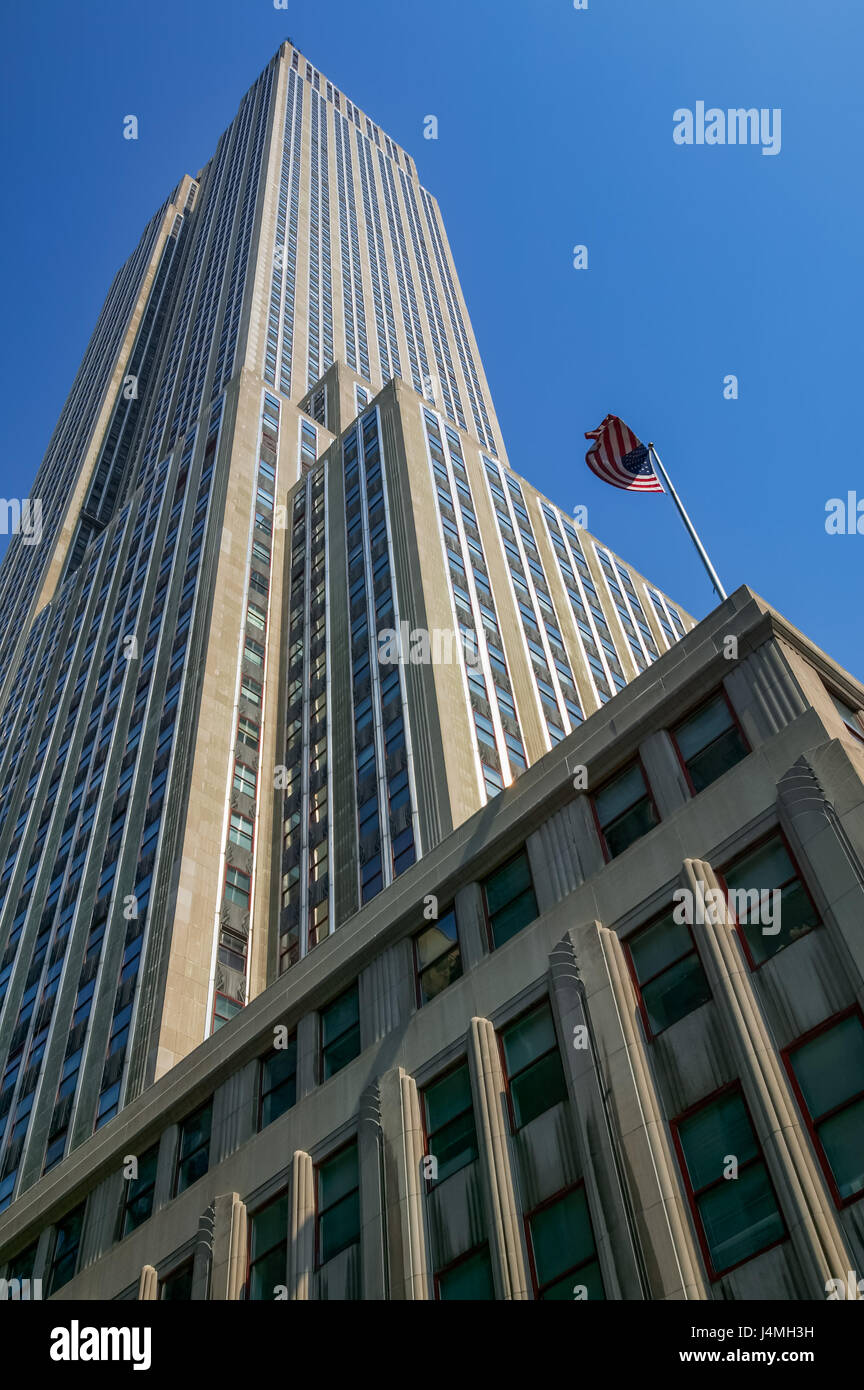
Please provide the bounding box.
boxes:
[241,676,262,707]
[672,693,749,793]
[174,1101,212,1195]
[233,762,257,799]
[121,1144,158,1237]
[501,1002,567,1128]
[414,908,462,1005]
[213,993,242,1030]
[829,691,864,742]
[785,1011,864,1205]
[527,1186,604,1300]
[48,1203,85,1295]
[593,761,658,859]
[482,850,537,948]
[244,637,265,668]
[260,1039,297,1128]
[229,812,253,850]
[672,1088,784,1277]
[436,1245,495,1301]
[248,1192,289,1300]
[626,910,712,1036]
[225,866,251,908]
[320,985,360,1080]
[161,1261,194,1300]
[238,716,260,750]
[423,1064,478,1182]
[721,835,818,967]
[317,1144,360,1266]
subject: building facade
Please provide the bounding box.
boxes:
[0,589,862,1300]
[0,37,696,1221]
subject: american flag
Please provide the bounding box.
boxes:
[585,414,664,493]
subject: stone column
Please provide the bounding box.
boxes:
[580,918,708,1300]
[682,858,854,1297]
[722,640,808,747]
[548,933,641,1299]
[287,1150,315,1299]
[190,1201,214,1300]
[359,939,413,1045]
[358,1081,387,1299]
[467,1016,529,1300]
[210,1192,248,1300]
[138,1265,158,1300]
[379,1065,429,1299]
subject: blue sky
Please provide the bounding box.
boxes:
[1,1,861,674]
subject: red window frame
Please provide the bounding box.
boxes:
[479,848,536,953]
[223,863,251,909]
[590,755,660,864]
[496,997,565,1132]
[670,688,750,798]
[411,905,460,1009]
[781,1005,864,1210]
[228,810,255,854]
[522,1179,600,1301]
[232,759,257,800]
[419,1057,475,1191]
[432,1240,494,1301]
[623,908,709,1041]
[313,1139,360,1272]
[715,827,821,973]
[670,1081,787,1281]
[245,1185,290,1299]
[236,713,260,752]
[211,991,243,1031]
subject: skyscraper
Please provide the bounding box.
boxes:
[0,40,691,1215]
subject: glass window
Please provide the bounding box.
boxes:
[593,762,658,859]
[627,911,712,1035]
[673,693,748,793]
[424,1064,478,1183]
[238,717,259,750]
[161,1261,194,1300]
[249,1193,289,1300]
[48,1203,85,1295]
[787,1013,864,1203]
[174,1101,212,1195]
[260,1039,297,1128]
[317,1144,360,1266]
[437,1245,495,1301]
[213,994,242,1030]
[528,1187,604,1300]
[829,692,864,742]
[233,763,257,799]
[674,1090,784,1276]
[482,850,537,948]
[501,1002,567,1128]
[320,985,360,1080]
[121,1143,159,1237]
[229,812,253,850]
[414,908,462,1005]
[225,867,250,908]
[722,835,818,966]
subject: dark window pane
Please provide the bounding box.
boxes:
[161,1263,193,1300]
[438,1247,495,1300]
[319,1190,361,1263]
[791,1017,864,1119]
[817,1097,864,1200]
[629,913,691,981]
[697,1161,784,1272]
[641,954,712,1034]
[678,1092,759,1191]
[531,1189,598,1291]
[594,763,646,826]
[686,727,749,792]
[511,1051,567,1127]
[603,798,657,858]
[674,696,734,761]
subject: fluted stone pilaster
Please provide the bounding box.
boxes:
[358,1081,386,1299]
[210,1192,248,1299]
[288,1150,314,1299]
[638,731,690,820]
[359,940,413,1045]
[467,1016,529,1299]
[526,795,604,913]
[137,1264,158,1300]
[576,921,708,1300]
[211,1061,257,1165]
[722,640,808,746]
[548,933,640,1299]
[453,883,488,970]
[379,1065,429,1299]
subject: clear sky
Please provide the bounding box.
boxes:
[1,1,861,675]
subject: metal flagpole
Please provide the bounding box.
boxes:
[647,443,727,602]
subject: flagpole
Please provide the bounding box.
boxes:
[647,444,728,602]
